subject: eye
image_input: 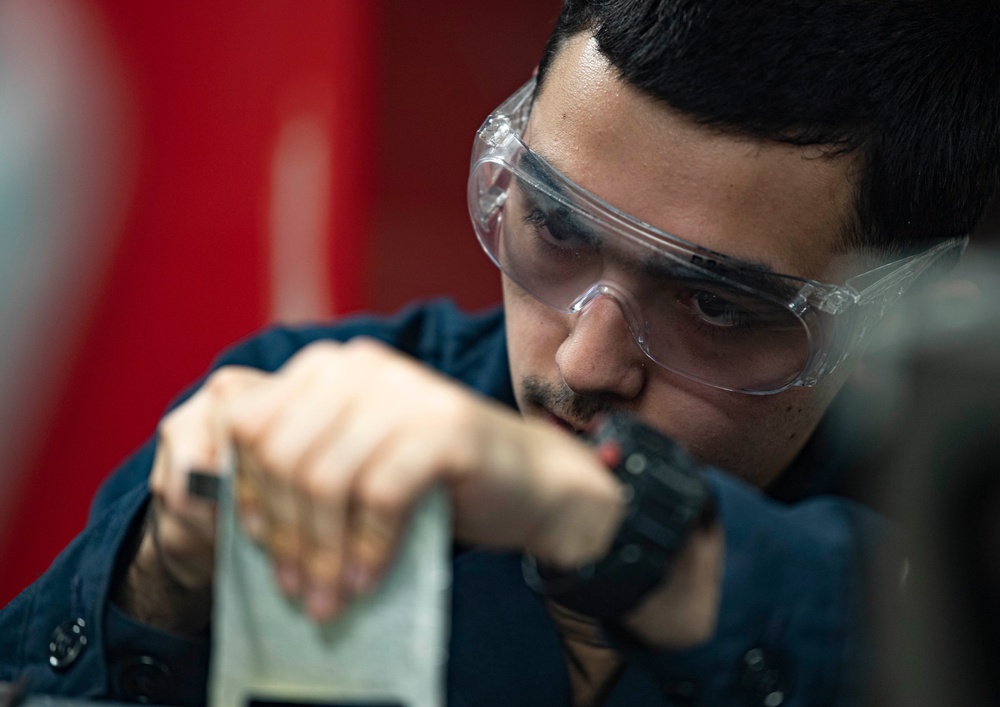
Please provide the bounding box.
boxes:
[690,290,752,327]
[524,207,579,244]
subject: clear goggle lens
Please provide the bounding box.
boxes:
[470,158,812,393]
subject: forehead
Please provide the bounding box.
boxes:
[526,35,859,282]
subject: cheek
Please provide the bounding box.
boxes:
[502,278,568,401]
[637,377,833,487]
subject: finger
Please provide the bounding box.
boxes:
[141,365,271,596]
[278,379,395,620]
[289,393,402,617]
[233,437,268,540]
[342,429,446,598]
[295,372,442,610]
[451,417,623,568]
[219,373,300,542]
[230,442,303,597]
[263,469,304,596]
[293,446,360,621]
[164,365,270,500]
[202,364,273,467]
[300,488,349,621]
[227,363,362,598]
[153,399,224,544]
[232,428,306,576]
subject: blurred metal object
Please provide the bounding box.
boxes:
[208,474,450,707]
[835,248,1000,706]
[18,698,135,707]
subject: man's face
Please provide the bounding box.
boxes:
[503,34,860,486]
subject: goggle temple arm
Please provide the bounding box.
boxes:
[804,236,969,384]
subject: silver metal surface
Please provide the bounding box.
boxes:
[208,475,450,707]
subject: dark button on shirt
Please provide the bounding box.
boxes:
[119,656,172,703]
[48,618,88,670]
[742,647,789,706]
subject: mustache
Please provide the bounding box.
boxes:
[520,376,621,425]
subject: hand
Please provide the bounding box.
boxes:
[116,337,626,630]
[218,337,625,621]
[113,365,267,632]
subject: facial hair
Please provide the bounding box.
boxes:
[520,375,621,427]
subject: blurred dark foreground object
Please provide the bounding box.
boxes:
[0,689,134,707]
[836,248,1000,706]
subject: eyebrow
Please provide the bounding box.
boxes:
[515,147,796,295]
[638,255,798,299]
[514,153,604,246]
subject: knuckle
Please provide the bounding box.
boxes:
[252,435,295,480]
[342,336,396,370]
[432,384,472,427]
[148,470,168,498]
[356,478,405,520]
[208,371,278,440]
[225,408,259,443]
[156,411,182,443]
[204,366,249,397]
[343,336,387,357]
[157,415,210,461]
[225,396,277,446]
[300,466,347,506]
[305,339,341,356]
[290,340,342,370]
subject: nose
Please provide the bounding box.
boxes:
[555,294,647,400]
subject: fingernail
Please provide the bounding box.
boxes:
[243,510,264,539]
[305,584,338,621]
[276,561,301,596]
[345,560,372,595]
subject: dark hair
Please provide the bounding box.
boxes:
[536,0,1000,257]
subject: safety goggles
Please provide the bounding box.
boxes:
[467,77,968,394]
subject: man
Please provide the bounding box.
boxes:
[2,1,997,705]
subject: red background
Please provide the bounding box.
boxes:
[1,1,559,608]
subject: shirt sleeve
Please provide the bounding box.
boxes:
[620,469,895,707]
[0,436,211,706]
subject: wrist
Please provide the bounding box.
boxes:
[617,518,724,649]
[111,505,213,634]
[524,412,715,623]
